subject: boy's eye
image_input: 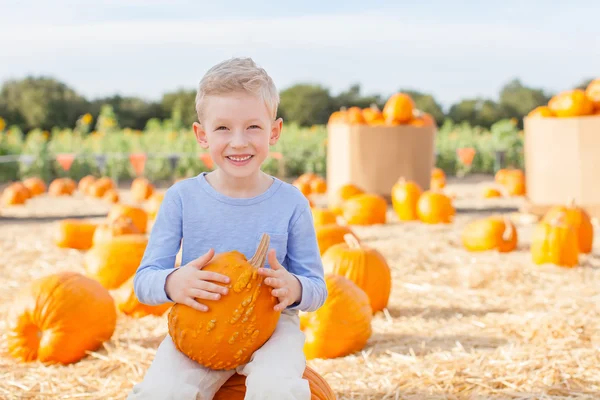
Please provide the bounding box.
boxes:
[216,126,228,131]
[248,125,261,129]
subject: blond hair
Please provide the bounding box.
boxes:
[195,57,279,122]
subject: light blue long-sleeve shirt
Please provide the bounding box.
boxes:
[133,172,327,313]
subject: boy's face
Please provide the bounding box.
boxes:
[193,91,282,180]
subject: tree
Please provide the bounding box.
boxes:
[498,78,551,122]
[447,98,503,129]
[161,89,198,127]
[333,84,385,111]
[278,84,334,126]
[575,78,594,90]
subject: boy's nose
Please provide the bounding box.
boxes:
[230,131,249,148]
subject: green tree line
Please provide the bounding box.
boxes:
[0,76,594,132]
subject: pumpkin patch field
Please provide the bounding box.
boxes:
[1,171,599,399]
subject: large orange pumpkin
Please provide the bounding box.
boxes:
[112,277,171,318]
[416,191,455,224]
[309,177,327,194]
[22,177,46,197]
[531,215,579,267]
[461,216,518,253]
[92,215,140,245]
[168,234,280,370]
[107,204,148,233]
[382,93,415,124]
[54,219,99,250]
[311,207,338,227]
[316,223,358,255]
[78,175,96,194]
[84,234,149,289]
[48,178,75,196]
[341,193,387,225]
[586,78,600,111]
[548,89,594,117]
[391,177,422,221]
[300,274,372,360]
[1,183,28,206]
[6,271,117,364]
[214,365,336,399]
[331,183,364,208]
[541,198,594,254]
[321,234,391,313]
[527,106,555,118]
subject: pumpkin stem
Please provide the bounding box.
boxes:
[567,197,575,208]
[397,176,406,185]
[370,103,380,111]
[343,233,361,249]
[249,233,270,269]
[502,216,514,242]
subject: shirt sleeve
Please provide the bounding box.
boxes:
[133,186,182,305]
[285,201,328,312]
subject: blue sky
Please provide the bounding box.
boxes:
[1,1,599,109]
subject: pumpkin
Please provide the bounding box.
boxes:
[146,192,165,219]
[531,214,579,267]
[382,93,415,124]
[168,234,280,370]
[54,219,98,250]
[482,186,503,198]
[322,234,391,313]
[311,207,337,227]
[103,189,120,203]
[6,271,117,364]
[586,78,600,111]
[131,177,154,203]
[87,177,115,198]
[310,177,327,194]
[296,172,318,185]
[346,106,366,125]
[430,168,446,190]
[416,190,455,224]
[541,198,594,254]
[1,183,28,205]
[107,204,148,233]
[548,89,594,117]
[362,104,385,125]
[84,234,149,289]
[214,365,336,400]
[341,193,387,225]
[502,169,526,196]
[316,223,357,255]
[391,177,422,221]
[22,177,46,197]
[48,178,75,196]
[112,276,171,318]
[331,183,364,208]
[300,274,372,360]
[328,110,346,125]
[293,180,312,196]
[527,106,555,118]
[78,175,96,194]
[494,169,510,185]
[92,215,140,245]
[461,216,518,253]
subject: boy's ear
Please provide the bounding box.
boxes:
[269,118,283,145]
[193,122,209,149]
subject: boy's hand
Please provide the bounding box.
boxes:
[258,250,302,311]
[165,248,230,312]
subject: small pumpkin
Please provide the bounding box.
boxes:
[146,192,165,220]
[322,234,391,313]
[214,365,336,400]
[328,110,347,125]
[54,219,98,250]
[541,198,594,254]
[416,190,455,224]
[84,234,149,289]
[311,207,337,227]
[1,183,28,206]
[293,180,312,196]
[382,93,415,124]
[112,276,171,318]
[461,216,518,253]
[107,204,148,233]
[527,106,555,118]
[341,193,387,225]
[430,168,446,190]
[391,177,422,221]
[296,172,319,185]
[22,177,46,197]
[103,189,120,203]
[48,178,75,196]
[362,104,385,125]
[531,214,579,267]
[168,234,280,370]
[346,106,366,125]
[6,271,117,364]
[586,78,600,111]
[87,177,115,198]
[482,186,503,198]
[78,175,96,194]
[316,223,358,255]
[300,274,372,360]
[92,215,140,245]
[548,89,594,117]
[131,177,155,203]
[503,169,526,196]
[331,183,364,208]
[310,177,327,194]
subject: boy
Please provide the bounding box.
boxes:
[127,57,327,400]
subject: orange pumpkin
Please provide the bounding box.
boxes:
[341,193,387,225]
[1,183,28,205]
[54,219,98,250]
[296,172,318,185]
[328,110,347,125]
[482,186,503,198]
[548,89,594,117]
[586,78,600,111]
[461,216,518,253]
[168,234,280,370]
[541,198,594,254]
[362,104,385,125]
[146,192,165,219]
[531,214,579,267]
[322,234,391,313]
[391,177,422,221]
[416,190,455,224]
[300,274,372,360]
[293,180,312,197]
[311,207,337,227]
[382,93,415,124]
[78,175,96,194]
[527,106,555,118]
[214,365,336,400]
[84,234,149,289]
[316,223,358,255]
[331,183,364,208]
[112,277,171,318]
[6,271,116,364]
[346,106,366,125]
[92,215,140,245]
[310,177,327,194]
[103,189,120,203]
[502,169,526,196]
[22,177,46,197]
[430,168,446,190]
[48,178,75,196]
[87,177,115,198]
[107,204,148,233]
[131,177,154,203]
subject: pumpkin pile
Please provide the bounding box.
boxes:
[327,92,436,128]
[527,78,600,118]
[391,178,455,224]
[494,168,526,197]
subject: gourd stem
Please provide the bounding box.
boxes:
[249,233,270,269]
[343,233,361,249]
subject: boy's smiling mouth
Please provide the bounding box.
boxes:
[226,154,254,163]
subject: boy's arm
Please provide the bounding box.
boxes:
[285,205,328,313]
[133,187,183,306]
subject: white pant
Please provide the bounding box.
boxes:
[127,311,310,400]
